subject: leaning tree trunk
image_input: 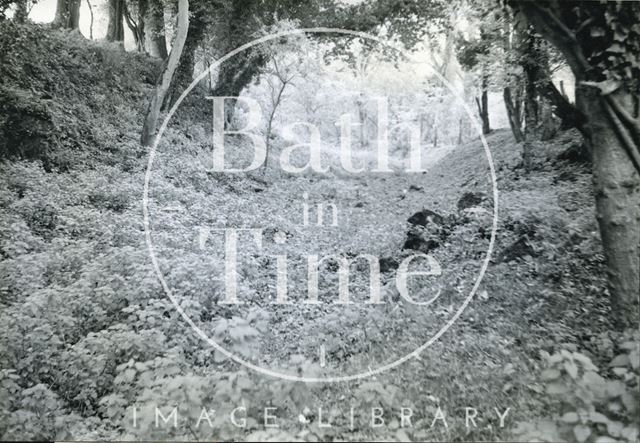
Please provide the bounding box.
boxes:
[145,0,167,59]
[106,0,125,42]
[581,87,640,327]
[140,0,189,147]
[540,79,588,135]
[164,9,207,108]
[53,0,81,29]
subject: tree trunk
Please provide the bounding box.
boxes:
[106,0,125,42]
[123,0,146,52]
[539,99,556,141]
[540,79,588,135]
[85,0,94,39]
[164,9,207,108]
[145,0,167,59]
[475,90,490,135]
[514,1,640,327]
[53,0,81,29]
[474,75,491,135]
[140,0,189,147]
[582,87,640,327]
[504,86,524,142]
[522,95,535,172]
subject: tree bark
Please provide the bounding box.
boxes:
[522,95,535,172]
[164,8,207,108]
[106,0,125,42]
[145,0,167,59]
[474,74,491,135]
[53,0,81,29]
[504,86,524,142]
[140,0,189,147]
[540,79,588,135]
[583,88,640,327]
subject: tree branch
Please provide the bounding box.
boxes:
[517,2,590,78]
[603,98,640,175]
[605,94,640,142]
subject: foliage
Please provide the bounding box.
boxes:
[0,21,156,168]
[0,14,635,443]
[513,329,639,443]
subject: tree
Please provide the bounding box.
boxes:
[123,0,147,52]
[164,0,208,107]
[53,0,80,29]
[140,0,189,146]
[511,1,640,327]
[106,0,124,42]
[144,0,167,59]
[457,34,492,135]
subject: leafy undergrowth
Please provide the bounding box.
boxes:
[1,23,638,442]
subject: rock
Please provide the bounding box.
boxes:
[495,236,537,263]
[407,209,444,227]
[557,142,590,164]
[457,192,484,211]
[402,229,440,253]
[379,256,399,273]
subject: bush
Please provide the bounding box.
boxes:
[513,328,640,442]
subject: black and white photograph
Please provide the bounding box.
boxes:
[0,0,639,441]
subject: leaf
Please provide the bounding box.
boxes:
[611,367,627,377]
[621,426,638,442]
[608,354,629,368]
[564,360,579,379]
[606,420,624,438]
[619,341,636,351]
[572,352,598,372]
[561,412,579,423]
[605,380,626,398]
[541,368,561,381]
[574,424,592,443]
[591,27,606,38]
[546,382,569,395]
[213,349,227,363]
[606,43,625,53]
[620,392,637,413]
[629,350,639,370]
[589,411,609,424]
[583,371,607,393]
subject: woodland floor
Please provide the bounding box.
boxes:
[0,24,629,442]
